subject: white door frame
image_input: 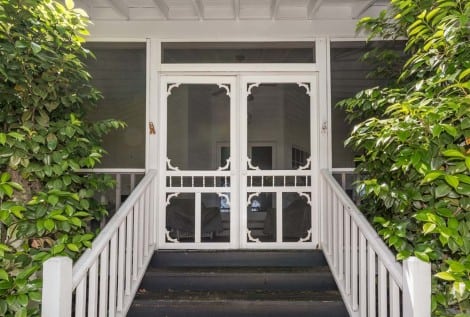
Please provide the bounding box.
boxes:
[239,74,319,249]
[157,73,319,250]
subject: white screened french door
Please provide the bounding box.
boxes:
[158,74,319,249]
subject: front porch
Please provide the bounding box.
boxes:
[41,168,430,316]
[40,0,432,315]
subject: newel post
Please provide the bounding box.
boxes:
[41,256,73,317]
[403,257,431,317]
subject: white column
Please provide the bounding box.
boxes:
[41,257,73,317]
[403,257,431,317]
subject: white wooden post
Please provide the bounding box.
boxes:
[403,257,431,317]
[41,256,73,317]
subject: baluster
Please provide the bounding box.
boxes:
[390,280,400,317]
[108,234,118,316]
[345,211,351,295]
[130,173,136,191]
[99,245,109,317]
[359,233,367,317]
[352,221,358,311]
[117,222,126,312]
[88,261,99,317]
[368,247,376,317]
[75,278,87,317]
[338,201,344,280]
[115,173,122,210]
[125,213,133,296]
[378,262,388,317]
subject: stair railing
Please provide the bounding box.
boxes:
[321,169,431,317]
[41,170,158,317]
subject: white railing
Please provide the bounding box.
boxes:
[79,168,146,212]
[321,169,431,317]
[41,170,157,317]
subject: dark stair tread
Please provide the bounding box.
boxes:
[134,289,343,301]
[128,299,349,317]
[151,250,327,268]
[139,268,338,292]
[145,265,331,273]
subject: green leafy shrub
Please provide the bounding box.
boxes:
[339,0,470,314]
[0,0,124,315]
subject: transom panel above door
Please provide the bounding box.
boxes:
[158,74,318,249]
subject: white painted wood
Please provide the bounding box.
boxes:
[367,246,376,317]
[108,233,118,316]
[41,257,72,317]
[78,0,387,24]
[125,213,133,296]
[117,222,126,311]
[109,0,130,19]
[338,201,344,280]
[143,189,150,256]
[390,280,400,317]
[359,233,367,317]
[351,221,358,312]
[99,245,109,317]
[320,170,432,317]
[195,193,202,243]
[307,0,323,19]
[378,261,387,317]
[75,278,87,317]
[41,171,158,317]
[153,0,169,18]
[87,21,360,42]
[192,0,204,19]
[344,211,351,295]
[271,0,281,19]
[276,193,282,242]
[133,201,139,279]
[403,257,431,317]
[233,0,240,20]
[351,0,378,18]
[138,196,144,268]
[88,261,99,317]
[161,63,319,73]
[321,170,403,286]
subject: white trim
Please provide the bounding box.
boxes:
[159,63,319,73]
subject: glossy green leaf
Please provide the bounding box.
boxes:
[444,175,459,189]
[435,272,455,281]
[0,270,8,281]
[442,149,465,158]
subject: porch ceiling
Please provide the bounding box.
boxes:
[75,0,390,22]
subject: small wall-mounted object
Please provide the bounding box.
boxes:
[149,122,156,135]
[321,121,328,133]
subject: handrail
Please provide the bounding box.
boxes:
[42,169,158,317]
[78,168,146,173]
[72,170,157,288]
[322,169,403,286]
[321,168,431,317]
